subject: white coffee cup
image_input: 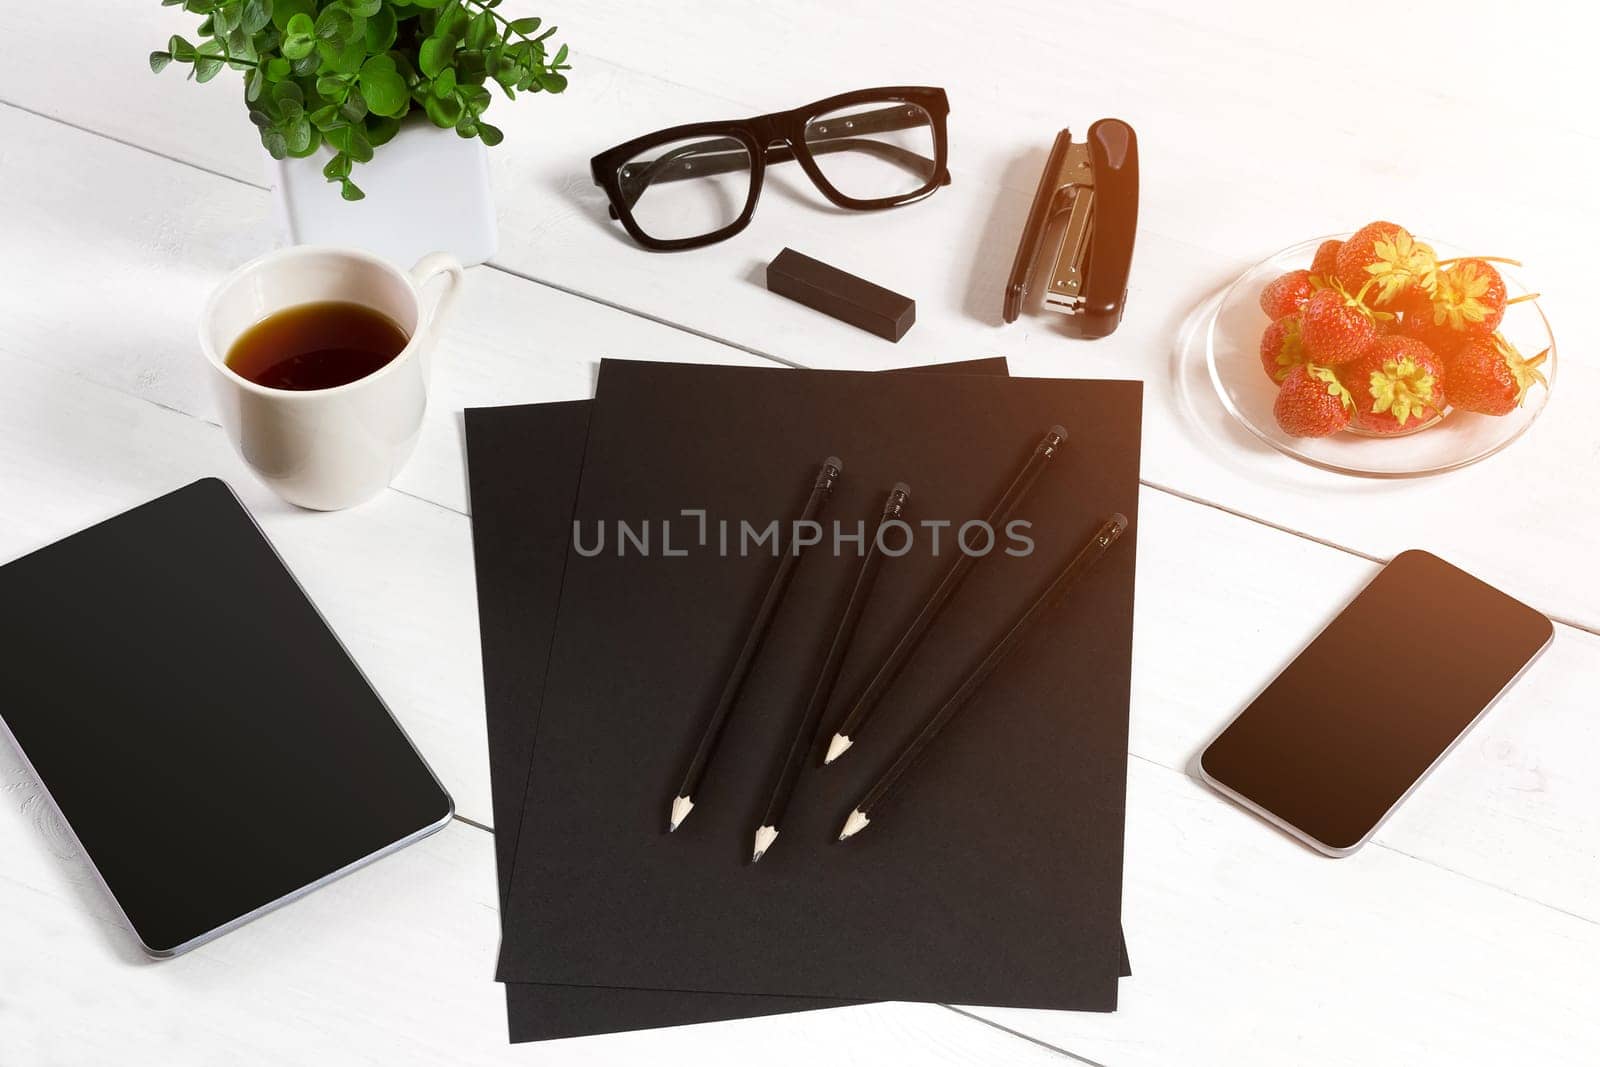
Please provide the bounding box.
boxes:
[200,246,464,510]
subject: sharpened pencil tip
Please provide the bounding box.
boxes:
[839,809,870,840]
[751,825,778,863]
[823,734,852,764]
[669,795,694,832]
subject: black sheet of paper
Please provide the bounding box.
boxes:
[494,361,1140,1010]
[470,362,1124,1043]
[467,400,836,1042]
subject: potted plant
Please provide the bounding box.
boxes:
[151,0,570,266]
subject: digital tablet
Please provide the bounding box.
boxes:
[0,479,453,956]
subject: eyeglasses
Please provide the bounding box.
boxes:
[590,87,952,251]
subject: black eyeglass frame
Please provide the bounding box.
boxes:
[589,86,952,251]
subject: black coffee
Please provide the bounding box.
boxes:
[225,301,409,390]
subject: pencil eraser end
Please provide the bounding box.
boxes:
[1049,424,1069,441]
[825,455,843,473]
[892,480,911,500]
[1109,513,1129,533]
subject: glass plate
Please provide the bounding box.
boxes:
[1202,234,1556,477]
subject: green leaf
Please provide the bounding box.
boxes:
[508,17,541,34]
[539,70,568,93]
[272,80,303,106]
[261,127,288,158]
[477,121,503,147]
[346,128,374,163]
[315,74,350,101]
[281,12,315,59]
[285,116,315,154]
[466,10,494,49]
[365,115,401,146]
[266,56,291,79]
[418,35,452,78]
[168,35,197,61]
[340,179,365,202]
[347,0,381,16]
[322,152,352,180]
[194,49,227,83]
[245,66,265,101]
[309,103,340,126]
[424,92,462,128]
[432,67,456,97]
[317,34,366,75]
[241,0,273,34]
[149,51,173,74]
[441,1,469,37]
[340,87,369,122]
[248,108,272,128]
[270,0,313,31]
[552,43,568,67]
[358,54,407,117]
[314,6,352,41]
[363,6,397,52]
[290,50,323,76]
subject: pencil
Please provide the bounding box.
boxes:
[822,426,1066,766]
[752,482,911,863]
[669,456,843,833]
[839,513,1127,842]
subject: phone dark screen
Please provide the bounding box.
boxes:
[1201,550,1551,853]
[0,479,452,954]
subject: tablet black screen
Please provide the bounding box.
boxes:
[0,479,452,955]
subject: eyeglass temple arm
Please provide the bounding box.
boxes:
[611,104,949,214]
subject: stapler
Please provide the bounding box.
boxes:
[1002,119,1139,339]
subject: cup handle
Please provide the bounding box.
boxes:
[409,252,466,338]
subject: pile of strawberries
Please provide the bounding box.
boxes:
[1258,221,1548,437]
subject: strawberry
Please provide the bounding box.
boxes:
[1259,269,1317,320]
[1260,313,1307,383]
[1444,333,1548,416]
[1342,336,1447,434]
[1310,239,1343,283]
[1335,221,1438,308]
[1300,282,1385,365]
[1274,363,1354,437]
[1396,308,1467,358]
[1420,258,1507,337]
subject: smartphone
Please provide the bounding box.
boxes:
[1198,550,1553,857]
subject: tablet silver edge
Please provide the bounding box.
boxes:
[0,478,456,959]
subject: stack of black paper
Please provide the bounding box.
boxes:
[466,359,1140,1042]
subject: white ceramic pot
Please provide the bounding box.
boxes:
[199,246,465,511]
[268,119,497,269]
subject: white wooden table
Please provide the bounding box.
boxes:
[3,3,1597,1064]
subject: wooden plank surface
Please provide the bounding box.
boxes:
[1,2,1598,1064]
[2,3,1596,631]
[2,346,1596,1064]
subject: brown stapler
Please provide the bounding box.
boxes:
[1002,119,1139,339]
